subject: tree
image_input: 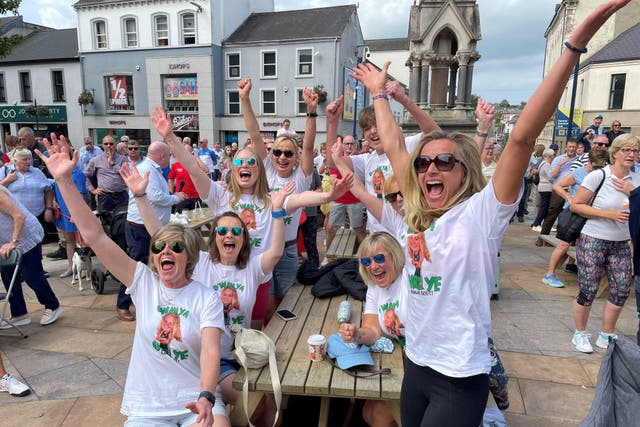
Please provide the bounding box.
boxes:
[498,99,511,109]
[0,1,24,58]
[519,101,527,109]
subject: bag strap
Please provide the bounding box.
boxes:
[327,357,391,378]
[587,169,607,207]
[234,333,281,427]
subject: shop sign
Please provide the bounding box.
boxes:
[262,121,281,128]
[172,113,199,131]
[164,77,198,100]
[109,76,129,106]
[169,60,190,70]
[109,120,127,125]
[0,106,67,123]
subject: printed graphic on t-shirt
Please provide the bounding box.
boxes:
[153,311,188,361]
[380,301,405,346]
[407,226,444,296]
[219,285,244,326]
[371,169,385,199]
[234,202,263,247]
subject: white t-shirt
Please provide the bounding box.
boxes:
[314,155,325,170]
[363,273,408,345]
[380,203,410,247]
[206,182,273,255]
[264,158,312,241]
[403,182,518,378]
[121,263,224,417]
[192,252,271,359]
[351,133,421,232]
[581,165,640,241]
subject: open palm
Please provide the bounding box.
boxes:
[119,162,149,196]
[38,134,77,179]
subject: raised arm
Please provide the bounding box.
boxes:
[386,80,440,135]
[261,182,295,273]
[325,96,354,171]
[238,77,266,159]
[473,98,495,152]
[300,87,318,176]
[350,62,409,195]
[285,173,353,213]
[152,107,212,202]
[119,162,163,236]
[37,135,136,286]
[495,0,631,204]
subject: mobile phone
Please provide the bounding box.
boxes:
[276,309,297,321]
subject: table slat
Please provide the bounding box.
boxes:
[380,342,404,399]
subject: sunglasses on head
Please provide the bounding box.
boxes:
[360,253,386,267]
[233,157,257,167]
[216,226,243,236]
[151,239,186,254]
[272,149,295,158]
[413,153,462,173]
[384,191,403,203]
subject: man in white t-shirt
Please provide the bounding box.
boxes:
[276,119,297,137]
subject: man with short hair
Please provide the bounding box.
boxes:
[126,139,143,164]
[17,127,50,178]
[212,142,224,180]
[120,141,187,321]
[83,135,129,214]
[77,137,103,172]
[196,137,218,180]
[276,119,297,137]
[578,114,604,151]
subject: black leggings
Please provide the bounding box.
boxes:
[401,356,488,427]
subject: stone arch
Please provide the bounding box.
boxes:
[432,27,459,56]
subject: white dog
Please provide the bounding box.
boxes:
[71,247,93,291]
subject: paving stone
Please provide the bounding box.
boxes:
[505,378,525,414]
[504,412,580,427]
[500,352,591,387]
[0,399,76,427]
[28,359,122,399]
[92,357,129,388]
[491,328,540,354]
[504,312,572,332]
[50,306,120,330]
[579,360,601,388]
[4,349,86,377]
[519,378,594,421]
[61,394,125,427]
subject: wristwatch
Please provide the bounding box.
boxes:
[198,390,216,406]
[306,112,318,117]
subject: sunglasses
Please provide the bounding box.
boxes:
[613,124,621,127]
[103,143,114,146]
[128,146,139,151]
[272,149,295,158]
[233,157,257,167]
[360,253,386,267]
[216,226,243,236]
[594,143,608,147]
[151,239,186,254]
[384,191,403,203]
[413,153,462,173]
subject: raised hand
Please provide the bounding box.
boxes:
[570,0,631,48]
[37,134,78,179]
[119,162,150,196]
[329,172,354,200]
[303,87,319,113]
[326,96,343,123]
[271,181,296,211]
[330,139,344,163]
[475,98,495,132]
[350,61,389,96]
[386,80,407,103]
[152,106,174,140]
[237,77,252,99]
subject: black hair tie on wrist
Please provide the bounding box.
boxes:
[564,41,587,54]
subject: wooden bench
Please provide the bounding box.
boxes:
[326,227,358,261]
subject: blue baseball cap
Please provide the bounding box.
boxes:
[327,333,374,369]
[550,143,559,150]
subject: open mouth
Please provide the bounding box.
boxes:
[239,170,252,179]
[160,258,175,272]
[372,269,387,283]
[426,180,444,198]
[222,241,236,253]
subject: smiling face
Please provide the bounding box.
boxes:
[363,124,384,154]
[215,216,244,265]
[232,149,259,191]
[385,180,405,217]
[362,244,395,289]
[417,139,466,210]
[151,235,188,285]
[271,138,298,177]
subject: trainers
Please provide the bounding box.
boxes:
[45,246,67,260]
[40,306,63,325]
[595,332,618,349]
[572,331,594,353]
[564,263,578,274]
[0,314,31,330]
[0,373,31,397]
[531,225,542,232]
[542,274,565,288]
[535,238,543,247]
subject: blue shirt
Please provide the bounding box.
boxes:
[0,165,52,216]
[197,148,218,173]
[127,157,179,224]
[77,145,103,172]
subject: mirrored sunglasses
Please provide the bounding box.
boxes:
[216,226,243,236]
[151,240,186,254]
[272,149,295,158]
[413,153,462,173]
[360,253,386,267]
[233,157,257,167]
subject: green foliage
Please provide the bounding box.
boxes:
[470,94,479,106]
[498,99,511,109]
[0,0,24,58]
[78,90,94,105]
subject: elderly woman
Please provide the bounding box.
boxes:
[531,148,556,231]
[0,185,62,329]
[570,133,640,353]
[350,2,630,424]
[38,135,228,427]
[605,120,625,145]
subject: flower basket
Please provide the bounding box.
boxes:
[78,90,94,106]
[25,105,51,117]
[313,85,328,104]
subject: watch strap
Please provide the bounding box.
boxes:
[198,390,215,405]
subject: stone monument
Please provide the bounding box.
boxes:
[404,0,482,133]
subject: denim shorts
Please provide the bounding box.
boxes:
[219,358,241,382]
[270,244,298,299]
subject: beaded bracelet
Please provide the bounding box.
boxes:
[564,41,587,54]
[372,93,389,101]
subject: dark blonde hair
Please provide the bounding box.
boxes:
[208,211,251,269]
[609,134,640,165]
[148,224,203,279]
[358,106,376,131]
[228,148,271,210]
[356,232,405,285]
[382,174,400,196]
[588,146,608,167]
[405,130,486,232]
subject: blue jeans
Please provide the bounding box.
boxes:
[1,243,60,317]
[120,222,151,309]
[517,179,529,218]
[270,244,298,299]
[532,191,551,227]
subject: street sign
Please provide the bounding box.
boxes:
[555,108,583,138]
[0,106,67,123]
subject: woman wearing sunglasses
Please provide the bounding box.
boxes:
[36,136,229,427]
[350,2,630,425]
[338,232,407,427]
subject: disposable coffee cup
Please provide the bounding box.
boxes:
[308,334,327,362]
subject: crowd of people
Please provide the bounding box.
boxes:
[0,1,636,426]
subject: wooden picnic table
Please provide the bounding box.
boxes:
[183,207,216,236]
[232,284,403,426]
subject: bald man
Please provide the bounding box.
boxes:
[118,141,186,321]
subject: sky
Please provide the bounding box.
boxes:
[6,0,560,104]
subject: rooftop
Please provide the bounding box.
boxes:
[581,22,640,68]
[0,28,78,63]
[365,37,409,52]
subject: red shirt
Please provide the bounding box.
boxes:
[168,162,199,199]
[329,168,359,204]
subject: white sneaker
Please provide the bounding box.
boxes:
[595,332,618,349]
[531,225,542,232]
[40,306,63,325]
[320,257,329,266]
[0,373,31,397]
[572,331,593,353]
[0,314,31,330]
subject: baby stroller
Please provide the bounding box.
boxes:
[90,203,128,294]
[0,249,28,338]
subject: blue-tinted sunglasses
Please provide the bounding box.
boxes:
[360,253,386,267]
[233,157,257,167]
[216,226,243,236]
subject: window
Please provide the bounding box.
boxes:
[261,51,276,78]
[0,73,5,103]
[296,89,306,115]
[105,75,135,113]
[297,48,313,76]
[93,19,107,49]
[228,91,240,115]
[123,17,137,47]
[227,53,240,79]
[180,13,196,45]
[51,70,65,102]
[154,15,169,46]
[261,89,276,115]
[609,73,625,110]
[19,71,31,102]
